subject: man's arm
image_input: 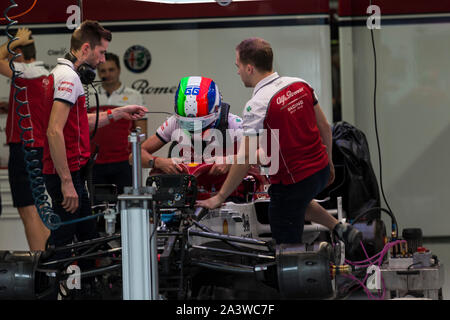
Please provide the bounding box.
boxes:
[314,103,335,186]
[0,58,12,78]
[0,28,34,78]
[87,109,116,131]
[47,100,79,213]
[197,136,253,209]
[140,134,165,167]
[87,104,147,132]
[139,134,185,173]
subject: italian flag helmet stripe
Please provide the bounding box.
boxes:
[176,77,190,116]
[184,76,202,116]
[175,76,221,118]
[207,81,219,113]
[197,77,212,117]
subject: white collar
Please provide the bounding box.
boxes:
[100,83,124,96]
[19,60,44,67]
[57,58,75,71]
[252,72,279,97]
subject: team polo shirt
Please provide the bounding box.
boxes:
[87,84,144,164]
[6,61,50,147]
[43,58,90,174]
[242,72,328,185]
[156,113,243,161]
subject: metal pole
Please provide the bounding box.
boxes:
[149,200,159,299]
[120,129,158,300]
[130,129,142,192]
[337,196,343,222]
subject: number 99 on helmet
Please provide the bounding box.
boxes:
[174,76,222,132]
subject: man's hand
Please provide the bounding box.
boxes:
[113,105,147,121]
[157,157,187,174]
[61,180,79,214]
[13,28,34,48]
[208,163,231,176]
[196,194,226,210]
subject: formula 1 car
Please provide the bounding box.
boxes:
[0,163,370,300]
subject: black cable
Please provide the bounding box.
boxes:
[369,2,388,212]
[369,0,397,236]
[406,262,421,293]
[149,207,159,242]
[145,111,173,116]
[351,206,398,236]
[88,83,100,140]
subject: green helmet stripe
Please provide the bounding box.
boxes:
[176,77,189,116]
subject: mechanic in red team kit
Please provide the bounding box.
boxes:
[43,21,147,255]
[198,38,362,254]
[0,28,50,251]
[88,52,146,195]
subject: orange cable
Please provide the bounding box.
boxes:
[0,0,38,21]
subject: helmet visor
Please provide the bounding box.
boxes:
[175,112,219,132]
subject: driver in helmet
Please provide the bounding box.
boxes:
[139,76,243,175]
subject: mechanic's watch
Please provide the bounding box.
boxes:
[148,157,158,169]
[107,109,114,122]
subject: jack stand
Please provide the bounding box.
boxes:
[119,128,158,300]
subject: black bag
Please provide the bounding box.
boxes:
[318,121,381,221]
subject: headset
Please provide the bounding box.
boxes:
[64,51,96,85]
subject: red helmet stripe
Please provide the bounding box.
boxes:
[196,77,212,117]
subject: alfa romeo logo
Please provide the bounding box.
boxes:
[124,45,151,73]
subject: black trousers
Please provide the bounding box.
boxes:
[92,160,132,196]
[8,143,43,208]
[268,164,330,244]
[44,170,98,258]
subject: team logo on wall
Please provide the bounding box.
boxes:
[123,45,151,73]
[216,0,232,6]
